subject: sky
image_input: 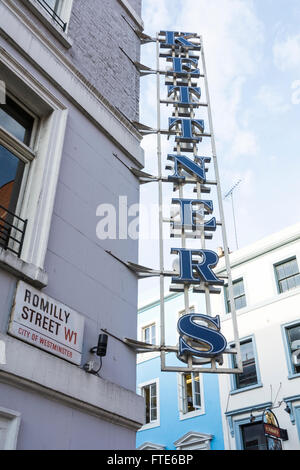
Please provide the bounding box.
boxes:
[137,0,300,306]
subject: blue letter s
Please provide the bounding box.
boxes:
[177,314,227,361]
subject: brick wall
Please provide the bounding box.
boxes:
[66,0,142,121]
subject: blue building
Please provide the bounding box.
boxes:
[136,292,225,450]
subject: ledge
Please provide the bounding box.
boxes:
[19,0,73,49]
[229,383,263,396]
[118,0,144,30]
[0,333,145,430]
[0,248,48,288]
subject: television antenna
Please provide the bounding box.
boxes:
[224,179,242,250]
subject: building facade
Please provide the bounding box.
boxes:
[136,223,300,451]
[0,0,145,450]
[136,292,225,450]
[213,223,300,451]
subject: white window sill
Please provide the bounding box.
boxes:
[0,247,48,288]
[19,0,73,49]
[138,420,160,431]
[230,383,263,395]
[179,409,205,421]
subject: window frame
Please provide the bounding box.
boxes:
[281,320,300,379]
[274,256,300,295]
[0,407,21,450]
[19,0,74,46]
[0,56,68,272]
[229,336,262,394]
[138,378,160,431]
[224,277,247,314]
[0,92,39,257]
[141,322,156,346]
[178,305,195,318]
[177,372,205,420]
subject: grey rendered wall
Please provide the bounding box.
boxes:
[0,382,135,450]
[44,102,140,392]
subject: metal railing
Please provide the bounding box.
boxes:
[0,205,27,258]
[36,0,67,31]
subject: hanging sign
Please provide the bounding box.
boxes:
[157,31,230,367]
[134,29,242,373]
[8,281,85,365]
[263,409,284,450]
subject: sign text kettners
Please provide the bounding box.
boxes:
[133,30,243,374]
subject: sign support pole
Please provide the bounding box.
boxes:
[200,37,243,372]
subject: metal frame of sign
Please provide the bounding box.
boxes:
[134,31,243,374]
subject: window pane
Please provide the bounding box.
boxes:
[0,145,25,216]
[276,258,300,293]
[279,279,288,293]
[41,0,61,14]
[142,383,157,424]
[144,327,150,344]
[276,264,286,281]
[0,97,33,145]
[46,0,58,10]
[150,383,157,398]
[226,279,246,313]
[287,325,300,374]
[150,406,157,422]
[182,374,201,413]
[151,324,156,345]
[143,386,150,424]
[235,295,246,310]
[235,340,257,389]
[183,374,194,413]
[285,259,298,277]
[193,374,201,407]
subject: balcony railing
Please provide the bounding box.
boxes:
[36,0,67,31]
[0,205,28,258]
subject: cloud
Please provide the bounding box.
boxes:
[273,34,300,71]
[257,85,291,113]
[231,130,258,158]
[141,0,264,162]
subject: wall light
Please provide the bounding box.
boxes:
[83,334,108,375]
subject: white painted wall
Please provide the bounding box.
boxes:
[211,223,300,450]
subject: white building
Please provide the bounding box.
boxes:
[212,223,300,450]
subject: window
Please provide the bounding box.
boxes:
[179,373,202,416]
[178,306,195,318]
[0,57,68,272]
[142,323,156,345]
[141,382,158,425]
[0,408,21,450]
[232,339,258,390]
[285,323,300,375]
[44,0,62,14]
[225,278,246,313]
[0,95,35,257]
[0,96,34,145]
[275,258,300,294]
[37,0,67,31]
